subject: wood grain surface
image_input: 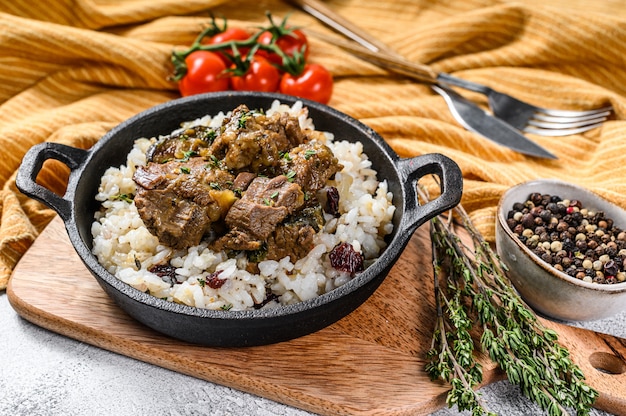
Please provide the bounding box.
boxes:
[7,216,626,416]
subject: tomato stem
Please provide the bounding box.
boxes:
[171,12,307,81]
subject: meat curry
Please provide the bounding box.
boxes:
[132,105,343,264]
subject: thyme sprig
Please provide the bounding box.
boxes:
[421,188,598,416]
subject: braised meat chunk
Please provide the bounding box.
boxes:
[280,141,343,192]
[146,125,216,164]
[265,205,324,261]
[209,105,307,173]
[134,188,212,250]
[133,157,236,249]
[212,175,305,251]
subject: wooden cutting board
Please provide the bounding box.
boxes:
[7,216,626,415]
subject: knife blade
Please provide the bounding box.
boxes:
[432,85,557,159]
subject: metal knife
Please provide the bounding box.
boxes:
[432,85,557,159]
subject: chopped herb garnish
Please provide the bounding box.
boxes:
[263,198,271,206]
[280,151,292,161]
[238,111,251,129]
[180,150,198,161]
[113,193,134,203]
[247,245,268,263]
[286,170,296,182]
[270,191,279,199]
[209,182,222,190]
[221,303,233,311]
[203,129,217,143]
[197,278,206,288]
[206,155,220,169]
[180,166,191,174]
[304,149,317,160]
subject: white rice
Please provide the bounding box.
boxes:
[91,100,395,311]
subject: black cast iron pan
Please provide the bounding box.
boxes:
[16,91,462,347]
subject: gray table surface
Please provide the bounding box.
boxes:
[0,291,622,416]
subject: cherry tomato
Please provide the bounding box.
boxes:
[257,28,309,66]
[230,57,281,92]
[279,64,333,104]
[178,51,230,97]
[204,27,251,65]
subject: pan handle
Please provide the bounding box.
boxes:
[16,142,89,223]
[396,153,463,233]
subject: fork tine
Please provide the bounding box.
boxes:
[535,106,613,119]
[533,109,612,124]
[523,122,605,137]
[528,115,610,129]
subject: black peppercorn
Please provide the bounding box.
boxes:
[562,238,575,252]
[541,252,553,263]
[529,192,543,205]
[506,218,517,230]
[604,260,619,276]
[545,202,559,213]
[521,213,535,229]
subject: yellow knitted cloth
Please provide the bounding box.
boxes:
[1,0,625,290]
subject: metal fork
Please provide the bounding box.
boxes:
[289,0,613,137]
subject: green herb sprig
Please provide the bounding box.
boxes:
[421,187,598,416]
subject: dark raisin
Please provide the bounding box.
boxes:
[206,270,226,289]
[329,242,364,274]
[149,264,177,285]
[324,186,340,217]
[253,290,279,309]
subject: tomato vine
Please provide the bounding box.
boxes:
[171,12,333,104]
